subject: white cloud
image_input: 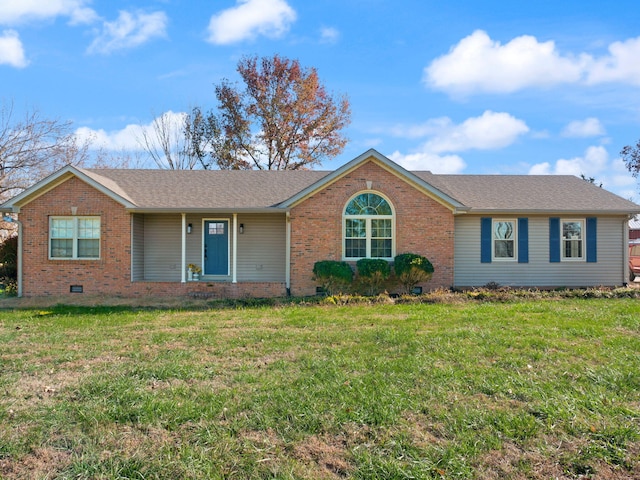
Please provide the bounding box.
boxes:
[425,30,585,95]
[529,146,609,176]
[389,150,466,174]
[561,117,605,138]
[0,29,27,68]
[0,0,97,25]
[386,111,528,174]
[75,124,141,152]
[528,146,638,197]
[528,162,552,175]
[587,36,640,85]
[425,30,640,95]
[391,111,529,152]
[87,10,168,55]
[425,111,529,153]
[76,111,186,152]
[207,0,296,45]
[320,26,339,44]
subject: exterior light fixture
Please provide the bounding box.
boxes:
[239,223,244,234]
[187,223,193,234]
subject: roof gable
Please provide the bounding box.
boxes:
[0,165,137,212]
[278,149,467,212]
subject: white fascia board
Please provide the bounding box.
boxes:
[0,165,137,212]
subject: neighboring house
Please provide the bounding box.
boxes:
[2,149,639,298]
[630,216,640,241]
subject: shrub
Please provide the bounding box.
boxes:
[393,253,434,294]
[356,258,391,296]
[0,235,17,283]
[312,260,353,295]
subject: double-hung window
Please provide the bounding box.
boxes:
[344,193,394,260]
[50,217,100,259]
[493,220,516,260]
[562,219,584,260]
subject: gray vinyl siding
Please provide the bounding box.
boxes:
[236,213,286,281]
[143,214,183,281]
[139,213,285,282]
[131,214,144,281]
[454,215,627,287]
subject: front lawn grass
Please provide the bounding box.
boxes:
[0,298,638,479]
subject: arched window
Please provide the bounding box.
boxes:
[344,192,394,259]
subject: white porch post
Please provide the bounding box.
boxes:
[232,213,238,283]
[181,213,186,283]
[285,211,291,292]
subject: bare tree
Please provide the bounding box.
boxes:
[137,111,200,170]
[621,140,640,185]
[0,100,91,202]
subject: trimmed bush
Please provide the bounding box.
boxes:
[393,253,434,294]
[356,258,391,296]
[312,260,353,295]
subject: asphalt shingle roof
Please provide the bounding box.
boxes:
[414,173,640,213]
[80,168,331,210]
[78,167,640,214]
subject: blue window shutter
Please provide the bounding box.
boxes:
[586,217,597,263]
[518,218,529,263]
[481,217,492,263]
[549,217,560,263]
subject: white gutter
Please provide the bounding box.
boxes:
[285,211,291,293]
[181,213,186,283]
[232,214,238,283]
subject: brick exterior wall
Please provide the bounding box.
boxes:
[19,177,286,299]
[20,177,133,297]
[289,159,455,296]
[19,161,454,299]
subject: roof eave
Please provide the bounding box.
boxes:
[126,207,287,214]
[459,208,640,216]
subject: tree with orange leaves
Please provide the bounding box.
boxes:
[186,54,351,170]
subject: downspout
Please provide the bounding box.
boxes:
[130,214,134,283]
[232,213,238,283]
[181,213,186,283]
[17,219,23,297]
[624,218,630,286]
[285,211,291,295]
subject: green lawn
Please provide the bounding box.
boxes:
[0,299,639,479]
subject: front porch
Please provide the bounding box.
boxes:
[131,212,290,287]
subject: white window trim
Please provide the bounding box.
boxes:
[342,191,395,261]
[49,216,101,260]
[561,218,585,262]
[492,219,517,262]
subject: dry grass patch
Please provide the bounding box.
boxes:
[0,446,73,480]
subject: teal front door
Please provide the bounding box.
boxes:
[204,220,229,275]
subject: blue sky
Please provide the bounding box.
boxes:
[2,0,640,200]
